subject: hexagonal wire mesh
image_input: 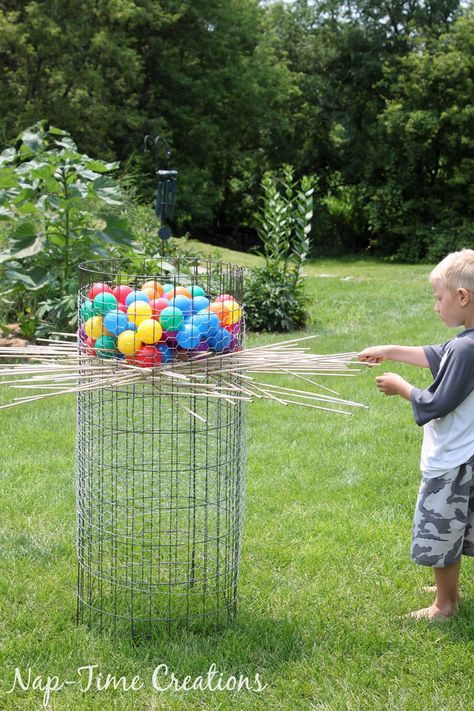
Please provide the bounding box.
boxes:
[76,257,247,636]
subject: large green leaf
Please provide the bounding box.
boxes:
[96,214,133,244]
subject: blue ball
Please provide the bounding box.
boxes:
[176,322,202,349]
[157,343,174,364]
[208,327,232,352]
[125,290,150,308]
[126,321,137,331]
[103,309,129,336]
[191,295,210,313]
[169,295,192,319]
[195,309,220,337]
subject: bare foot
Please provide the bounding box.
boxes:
[422,585,462,602]
[406,603,457,621]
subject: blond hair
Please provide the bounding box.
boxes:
[430,249,474,292]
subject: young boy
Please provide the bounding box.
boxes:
[359,248,474,621]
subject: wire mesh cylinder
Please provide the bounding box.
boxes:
[76,258,247,636]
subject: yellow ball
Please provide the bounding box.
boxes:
[222,299,242,325]
[85,316,106,340]
[127,300,152,325]
[117,330,143,356]
[136,318,163,344]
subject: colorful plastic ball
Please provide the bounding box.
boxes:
[92,291,118,317]
[131,345,163,368]
[209,301,230,325]
[225,321,241,335]
[228,334,240,352]
[141,286,157,302]
[157,343,174,364]
[214,293,234,303]
[126,321,137,331]
[150,297,170,319]
[84,336,96,356]
[159,306,184,332]
[112,284,133,304]
[208,327,232,352]
[222,299,242,325]
[77,324,86,342]
[127,300,153,326]
[169,295,192,319]
[194,340,210,352]
[125,290,150,308]
[81,299,94,321]
[189,285,207,298]
[162,283,174,294]
[136,318,163,344]
[94,335,117,359]
[167,285,192,300]
[85,316,106,340]
[142,280,165,297]
[117,329,142,356]
[117,303,128,313]
[176,322,202,349]
[88,282,113,300]
[191,295,210,313]
[104,309,130,337]
[195,309,221,336]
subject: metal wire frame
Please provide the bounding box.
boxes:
[76,257,247,637]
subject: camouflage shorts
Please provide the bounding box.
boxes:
[411,457,474,568]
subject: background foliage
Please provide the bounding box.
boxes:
[0,0,473,261]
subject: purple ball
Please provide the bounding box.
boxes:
[77,324,86,342]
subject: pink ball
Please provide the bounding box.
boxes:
[113,285,133,304]
[88,282,113,300]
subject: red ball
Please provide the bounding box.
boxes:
[84,336,96,356]
[214,293,233,303]
[112,284,133,304]
[117,303,128,313]
[150,297,171,319]
[88,282,113,300]
[129,345,163,368]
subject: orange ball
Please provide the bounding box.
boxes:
[167,286,192,300]
[209,301,231,324]
[222,299,242,325]
[142,280,164,297]
[141,286,157,301]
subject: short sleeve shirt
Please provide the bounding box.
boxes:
[410,328,474,476]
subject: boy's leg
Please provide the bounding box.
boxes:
[411,560,460,620]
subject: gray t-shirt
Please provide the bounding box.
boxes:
[410,328,474,477]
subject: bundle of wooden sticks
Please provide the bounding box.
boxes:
[0,333,368,418]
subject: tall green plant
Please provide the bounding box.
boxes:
[244,166,314,332]
[0,122,133,332]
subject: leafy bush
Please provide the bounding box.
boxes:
[0,122,134,334]
[244,165,314,332]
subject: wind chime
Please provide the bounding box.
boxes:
[144,134,178,249]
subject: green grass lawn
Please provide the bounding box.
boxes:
[1,254,474,710]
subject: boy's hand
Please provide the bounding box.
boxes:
[375,372,413,400]
[358,346,390,364]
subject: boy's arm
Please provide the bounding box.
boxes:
[358,345,429,368]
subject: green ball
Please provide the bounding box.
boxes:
[81,299,94,320]
[159,306,183,331]
[95,335,117,358]
[92,291,117,316]
[189,285,206,298]
[162,283,174,294]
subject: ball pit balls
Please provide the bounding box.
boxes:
[88,282,113,300]
[149,297,170,319]
[112,284,133,304]
[92,291,118,317]
[142,280,164,297]
[84,336,96,355]
[157,343,173,363]
[176,322,201,349]
[141,286,157,302]
[191,295,210,313]
[104,309,130,336]
[127,300,153,326]
[136,318,163,344]
[167,285,192,300]
[81,299,94,321]
[189,285,207,298]
[222,299,242,326]
[159,306,184,332]
[208,327,232,352]
[131,345,163,368]
[169,295,192,319]
[95,335,117,359]
[125,290,150,308]
[162,283,174,294]
[117,330,143,356]
[215,293,233,303]
[85,316,106,340]
[209,301,230,324]
[194,310,221,336]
